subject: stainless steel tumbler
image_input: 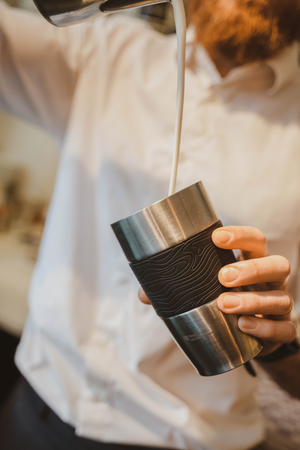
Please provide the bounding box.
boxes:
[111,182,262,376]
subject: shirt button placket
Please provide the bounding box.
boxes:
[82,330,116,432]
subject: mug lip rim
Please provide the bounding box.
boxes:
[111,180,207,227]
[110,181,220,263]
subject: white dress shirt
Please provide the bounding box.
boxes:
[1,3,300,450]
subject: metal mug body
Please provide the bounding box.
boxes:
[111,181,263,376]
[33,0,170,26]
[164,299,262,376]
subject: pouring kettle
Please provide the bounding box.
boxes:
[33,0,170,27]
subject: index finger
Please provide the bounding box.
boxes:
[212,226,268,260]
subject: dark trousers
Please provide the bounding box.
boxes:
[0,328,20,406]
[0,378,170,450]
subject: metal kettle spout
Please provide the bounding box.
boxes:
[33,0,170,27]
[100,0,170,14]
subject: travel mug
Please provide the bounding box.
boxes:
[111,181,262,376]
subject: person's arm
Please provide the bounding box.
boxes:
[255,350,300,398]
[0,2,87,142]
[254,311,300,397]
[139,225,300,397]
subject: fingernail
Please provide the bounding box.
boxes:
[220,266,240,282]
[222,294,241,309]
[240,317,258,330]
[214,230,232,244]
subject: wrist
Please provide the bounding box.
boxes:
[255,337,300,363]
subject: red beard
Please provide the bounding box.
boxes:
[188,0,300,64]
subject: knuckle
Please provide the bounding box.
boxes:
[285,322,297,343]
[279,256,291,278]
[282,257,291,277]
[282,292,294,314]
[254,227,267,246]
[252,292,264,311]
[250,259,261,279]
[267,320,277,339]
[268,320,277,338]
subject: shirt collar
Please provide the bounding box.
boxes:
[187,27,300,95]
[265,42,300,95]
[186,26,196,46]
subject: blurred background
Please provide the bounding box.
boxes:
[0,0,59,405]
[0,0,178,407]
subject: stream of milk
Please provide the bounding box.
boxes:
[168,0,186,196]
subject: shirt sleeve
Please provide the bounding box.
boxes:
[0,2,88,142]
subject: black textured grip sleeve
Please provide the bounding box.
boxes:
[130,221,236,318]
